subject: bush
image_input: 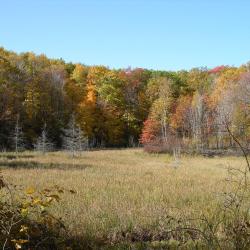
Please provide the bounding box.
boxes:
[0,175,71,249]
[143,135,183,154]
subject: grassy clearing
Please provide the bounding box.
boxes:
[0,149,246,248]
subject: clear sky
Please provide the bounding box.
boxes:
[1,0,250,71]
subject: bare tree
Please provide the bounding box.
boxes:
[216,78,249,151]
[34,124,54,154]
[190,92,206,152]
[236,73,250,151]
[62,115,87,157]
[12,114,25,153]
[215,90,234,149]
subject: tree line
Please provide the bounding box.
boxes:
[0,47,249,152]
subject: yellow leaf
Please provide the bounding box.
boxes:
[19,225,28,233]
[15,243,21,249]
[32,198,42,205]
[21,208,28,215]
[40,205,46,211]
[25,187,35,195]
[17,239,29,244]
[45,197,53,204]
[22,202,31,209]
[11,239,29,249]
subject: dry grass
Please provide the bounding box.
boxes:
[0,149,246,247]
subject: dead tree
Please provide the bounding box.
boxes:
[34,124,54,154]
[62,115,87,157]
[12,115,25,153]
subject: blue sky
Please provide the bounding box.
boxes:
[1,0,250,70]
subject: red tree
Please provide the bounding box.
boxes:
[139,118,160,145]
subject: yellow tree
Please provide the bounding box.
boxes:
[148,77,174,142]
[77,66,108,145]
[71,64,88,85]
[210,67,246,108]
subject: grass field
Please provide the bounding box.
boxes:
[0,149,247,249]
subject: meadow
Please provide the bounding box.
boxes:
[0,149,247,249]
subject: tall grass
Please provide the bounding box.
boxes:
[0,149,247,249]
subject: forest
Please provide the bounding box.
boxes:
[0,47,249,153]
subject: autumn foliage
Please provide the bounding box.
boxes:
[0,47,249,152]
[140,119,160,144]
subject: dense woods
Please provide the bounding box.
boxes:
[0,47,249,152]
